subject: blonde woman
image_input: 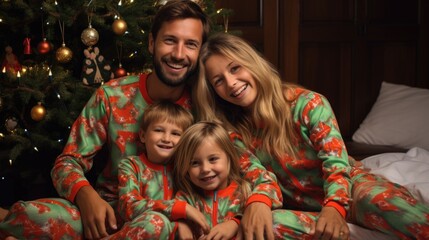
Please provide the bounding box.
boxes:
[193,32,429,240]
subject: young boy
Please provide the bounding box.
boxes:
[106,100,209,239]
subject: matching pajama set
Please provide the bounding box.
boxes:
[0,74,283,239]
[0,74,191,239]
[240,88,429,239]
[106,138,283,239]
[105,154,181,240]
[173,181,248,235]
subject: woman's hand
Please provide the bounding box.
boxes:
[239,202,273,240]
[310,206,349,240]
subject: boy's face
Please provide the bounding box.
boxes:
[140,120,184,165]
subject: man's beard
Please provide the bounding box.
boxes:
[152,56,196,87]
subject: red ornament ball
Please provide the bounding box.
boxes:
[115,67,127,78]
[37,39,51,54]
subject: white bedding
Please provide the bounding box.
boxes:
[348,147,429,239]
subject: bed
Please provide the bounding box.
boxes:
[344,82,429,239]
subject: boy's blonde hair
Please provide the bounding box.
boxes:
[172,121,251,202]
[141,100,194,133]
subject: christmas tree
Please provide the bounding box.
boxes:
[0,0,231,207]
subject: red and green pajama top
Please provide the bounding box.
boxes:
[51,73,282,210]
[50,74,191,204]
[249,88,352,217]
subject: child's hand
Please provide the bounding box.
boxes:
[310,206,350,240]
[177,221,194,240]
[202,220,238,240]
[185,204,210,234]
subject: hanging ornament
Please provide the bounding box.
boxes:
[30,102,46,122]
[37,38,52,54]
[1,45,22,75]
[81,47,114,85]
[115,63,127,78]
[114,42,127,78]
[56,44,73,63]
[4,116,18,133]
[81,13,99,47]
[81,25,99,47]
[56,20,73,63]
[23,37,32,55]
[37,16,51,54]
[112,18,127,35]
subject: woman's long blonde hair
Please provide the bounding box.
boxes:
[172,121,251,202]
[193,33,297,159]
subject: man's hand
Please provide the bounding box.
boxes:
[239,202,273,240]
[75,186,117,239]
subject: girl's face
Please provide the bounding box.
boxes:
[204,54,258,108]
[140,120,183,165]
[188,137,229,191]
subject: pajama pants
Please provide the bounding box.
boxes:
[0,199,174,239]
[1,169,429,239]
[103,211,176,240]
[272,168,429,240]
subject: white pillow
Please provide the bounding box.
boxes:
[352,82,429,151]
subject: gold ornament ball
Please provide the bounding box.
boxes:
[81,26,99,47]
[112,19,127,35]
[31,102,47,122]
[56,44,73,63]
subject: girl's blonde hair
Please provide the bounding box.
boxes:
[172,121,251,202]
[193,33,297,159]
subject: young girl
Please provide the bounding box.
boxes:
[105,101,209,239]
[172,121,252,240]
[193,33,429,239]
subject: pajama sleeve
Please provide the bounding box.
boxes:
[230,133,283,209]
[117,157,181,221]
[51,87,110,202]
[293,91,352,214]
